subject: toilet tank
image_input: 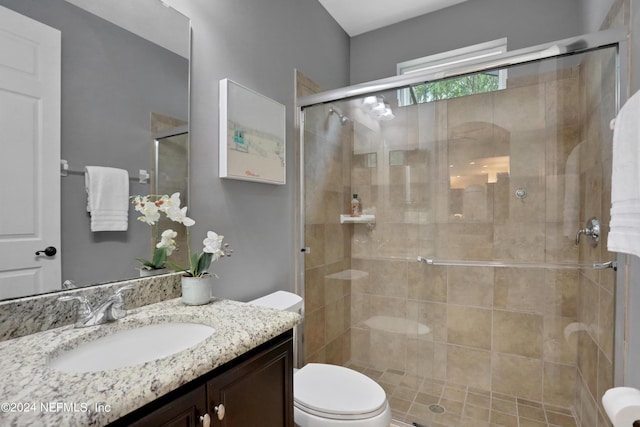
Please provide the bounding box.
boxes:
[248,291,304,314]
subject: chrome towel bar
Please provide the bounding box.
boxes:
[417,256,617,271]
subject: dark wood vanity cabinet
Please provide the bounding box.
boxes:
[112,330,293,427]
[126,386,207,427]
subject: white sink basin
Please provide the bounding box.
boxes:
[49,323,215,373]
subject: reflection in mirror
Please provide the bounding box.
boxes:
[0,0,189,300]
[152,123,190,269]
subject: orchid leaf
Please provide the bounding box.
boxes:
[151,247,167,267]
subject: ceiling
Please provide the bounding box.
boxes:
[318,0,469,36]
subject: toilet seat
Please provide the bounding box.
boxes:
[294,363,388,420]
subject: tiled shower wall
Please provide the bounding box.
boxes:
[347,63,594,408]
[299,38,617,421]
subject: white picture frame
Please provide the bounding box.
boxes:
[219,78,286,185]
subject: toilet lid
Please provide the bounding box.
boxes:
[294,364,387,420]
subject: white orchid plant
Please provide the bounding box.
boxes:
[132,193,231,278]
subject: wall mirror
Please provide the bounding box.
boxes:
[0,0,190,300]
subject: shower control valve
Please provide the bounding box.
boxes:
[575,217,600,247]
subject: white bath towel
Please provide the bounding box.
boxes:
[85,166,129,232]
[609,90,640,258]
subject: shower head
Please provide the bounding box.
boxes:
[329,107,349,125]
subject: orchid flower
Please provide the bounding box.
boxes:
[203,231,224,260]
[156,229,177,256]
[132,192,231,277]
[158,192,194,226]
[132,195,161,225]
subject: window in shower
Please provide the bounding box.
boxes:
[397,38,507,105]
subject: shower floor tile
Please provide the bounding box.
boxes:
[347,363,579,427]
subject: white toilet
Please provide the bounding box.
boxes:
[249,291,392,427]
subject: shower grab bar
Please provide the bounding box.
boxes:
[416,256,617,271]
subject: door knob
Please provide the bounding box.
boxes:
[35,246,57,257]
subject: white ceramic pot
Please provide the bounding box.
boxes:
[181,275,212,305]
[139,267,168,277]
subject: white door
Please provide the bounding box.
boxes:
[0,5,61,299]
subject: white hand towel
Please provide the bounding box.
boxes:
[609,90,640,257]
[85,166,129,232]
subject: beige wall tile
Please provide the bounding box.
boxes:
[598,286,614,360]
[597,347,613,417]
[578,275,600,343]
[304,266,325,313]
[543,315,578,365]
[325,330,349,366]
[544,270,578,317]
[408,300,447,342]
[493,310,543,358]
[408,263,447,302]
[494,268,548,314]
[577,331,598,399]
[370,329,407,372]
[492,353,543,400]
[446,344,491,389]
[304,224,325,269]
[325,299,346,342]
[545,76,580,128]
[447,266,493,307]
[369,259,408,298]
[494,84,546,132]
[324,223,344,264]
[493,222,545,262]
[543,362,577,407]
[350,327,370,365]
[304,307,326,356]
[448,305,492,350]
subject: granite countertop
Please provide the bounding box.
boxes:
[0,298,301,427]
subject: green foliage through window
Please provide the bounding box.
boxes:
[409,72,499,104]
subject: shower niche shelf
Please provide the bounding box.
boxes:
[339,214,376,225]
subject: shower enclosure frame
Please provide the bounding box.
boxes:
[297,28,626,108]
[295,26,628,398]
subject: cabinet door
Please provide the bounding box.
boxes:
[207,335,293,427]
[127,385,208,427]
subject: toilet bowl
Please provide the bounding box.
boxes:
[249,291,392,427]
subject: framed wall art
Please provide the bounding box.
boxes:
[219,78,286,185]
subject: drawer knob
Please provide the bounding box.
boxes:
[199,413,210,426]
[215,404,225,420]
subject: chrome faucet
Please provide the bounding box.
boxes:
[58,285,134,328]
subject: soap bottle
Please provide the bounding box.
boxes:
[350,194,361,217]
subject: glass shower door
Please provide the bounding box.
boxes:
[300,42,618,426]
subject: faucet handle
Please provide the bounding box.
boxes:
[108,285,134,320]
[58,295,92,325]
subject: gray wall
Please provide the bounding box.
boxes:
[0,0,189,287]
[166,0,350,302]
[581,0,617,33]
[349,0,583,84]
